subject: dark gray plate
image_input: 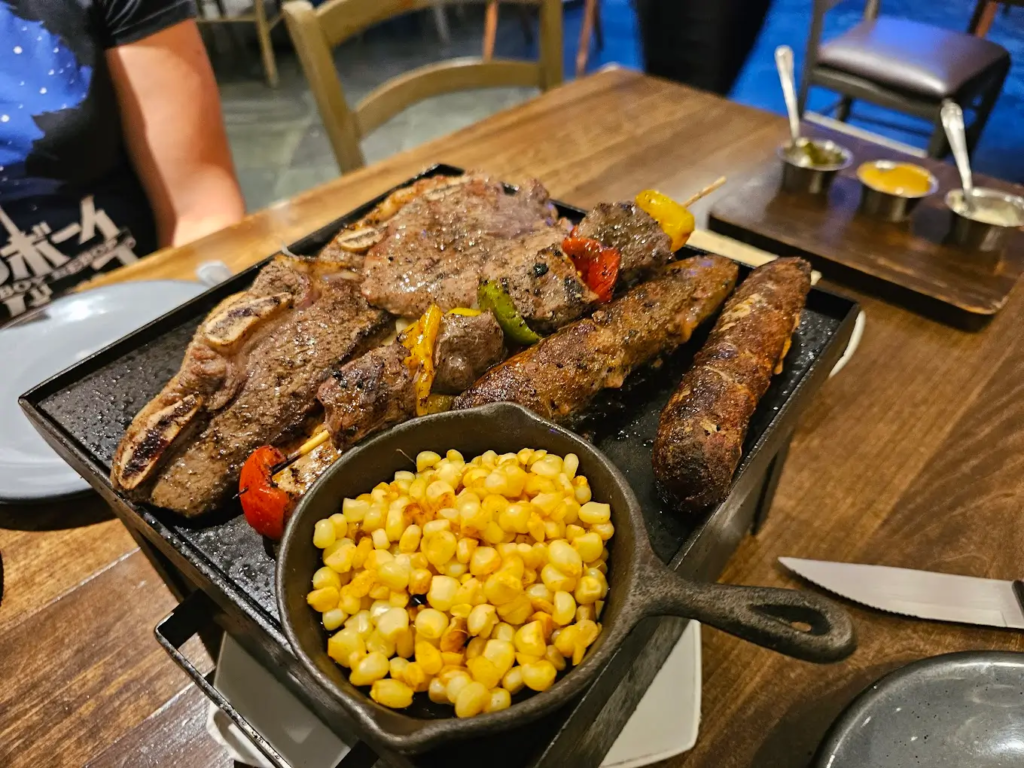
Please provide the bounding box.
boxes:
[815,651,1024,768]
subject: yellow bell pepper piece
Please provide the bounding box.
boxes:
[402,304,444,416]
[635,189,695,251]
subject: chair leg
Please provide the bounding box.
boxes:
[576,0,598,77]
[969,0,999,36]
[254,0,278,88]
[432,2,451,46]
[482,1,498,60]
[834,96,852,122]
[965,61,1009,154]
[926,118,949,158]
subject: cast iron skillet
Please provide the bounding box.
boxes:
[278,404,856,754]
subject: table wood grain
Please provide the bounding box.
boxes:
[2,68,1022,768]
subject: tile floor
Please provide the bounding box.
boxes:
[206,0,1023,213]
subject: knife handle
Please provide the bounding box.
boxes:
[1014,581,1024,615]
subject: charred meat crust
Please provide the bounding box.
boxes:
[573,202,674,280]
[652,257,812,512]
[452,255,740,422]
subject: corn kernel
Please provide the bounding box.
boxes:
[466,656,502,689]
[416,641,443,675]
[452,577,483,606]
[363,505,385,533]
[440,617,469,653]
[576,605,595,624]
[376,607,410,641]
[575,576,606,605]
[376,560,411,591]
[385,507,406,543]
[544,520,566,540]
[496,593,533,625]
[552,591,576,626]
[502,666,525,694]
[349,651,390,686]
[545,644,567,671]
[465,636,487,660]
[541,564,576,593]
[527,514,546,543]
[498,502,532,534]
[339,588,362,615]
[364,549,393,571]
[573,532,603,563]
[554,625,578,658]
[482,638,516,677]
[312,567,342,591]
[484,571,523,605]
[441,651,465,667]
[592,521,615,541]
[414,608,449,640]
[416,450,441,472]
[398,524,422,554]
[369,599,392,622]
[446,671,473,704]
[327,628,365,666]
[306,587,339,612]
[450,603,473,619]
[423,518,451,537]
[499,554,525,580]
[324,543,356,573]
[409,568,432,595]
[404,661,428,691]
[579,501,610,526]
[548,539,583,577]
[455,681,489,718]
[390,657,410,680]
[425,530,457,568]
[410,553,429,570]
[529,612,555,641]
[485,687,512,713]
[328,513,349,540]
[446,561,468,578]
[456,537,478,564]
[521,660,558,691]
[532,454,563,479]
[371,678,414,709]
[395,626,415,658]
[482,520,506,545]
[574,483,592,504]
[436,461,463,488]
[480,450,498,468]
[366,629,396,657]
[494,622,516,642]
[527,583,555,611]
[342,498,369,522]
[352,537,373,569]
[531,492,561,516]
[323,608,348,631]
[313,519,336,549]
[428,676,449,703]
[513,621,547,657]
[468,604,498,637]
[370,528,388,550]
[426,574,459,611]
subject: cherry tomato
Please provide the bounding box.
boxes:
[239,445,291,540]
[562,237,622,303]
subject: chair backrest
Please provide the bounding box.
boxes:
[283,0,564,172]
[802,0,880,111]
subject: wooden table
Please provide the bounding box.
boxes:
[2,68,1022,768]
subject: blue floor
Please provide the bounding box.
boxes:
[579,0,1024,183]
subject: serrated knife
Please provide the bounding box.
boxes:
[779,557,1024,630]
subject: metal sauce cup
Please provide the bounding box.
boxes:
[856,160,937,223]
[945,187,1024,252]
[777,139,853,195]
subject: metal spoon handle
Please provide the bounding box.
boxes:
[775,45,802,145]
[941,100,973,198]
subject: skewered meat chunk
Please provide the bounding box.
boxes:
[573,202,673,280]
[111,255,391,516]
[318,311,505,449]
[453,255,739,421]
[652,258,811,512]
[359,175,597,330]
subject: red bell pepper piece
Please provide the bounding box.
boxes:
[562,236,622,303]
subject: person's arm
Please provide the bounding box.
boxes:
[106,19,245,248]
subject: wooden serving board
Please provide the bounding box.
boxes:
[708,128,1024,329]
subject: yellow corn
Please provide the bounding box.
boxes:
[322,608,348,631]
[376,560,410,592]
[456,537,478,564]
[306,587,339,613]
[502,665,525,694]
[485,687,512,713]
[541,564,576,593]
[416,450,441,472]
[327,628,365,666]
[424,530,458,568]
[445,671,473,704]
[312,567,342,591]
[446,561,468,579]
[313,519,336,549]
[371,678,414,709]
[342,497,369,522]
[416,641,443,675]
[498,502,532,534]
[428,676,449,704]
[349,651,390,686]
[398,524,422,554]
[496,593,533,625]
[427,575,460,612]
[465,636,487,660]
[409,568,432,595]
[552,591,576,626]
[389,657,410,681]
[483,638,516,677]
[395,626,415,659]
[414,608,449,640]
[450,603,472,619]
[441,651,465,667]
[324,543,356,574]
[455,681,489,718]
[548,539,583,577]
[404,661,429,691]
[575,576,606,605]
[328,513,349,540]
[468,604,498,637]
[366,629,396,658]
[592,521,615,541]
[439,617,469,653]
[545,644,567,671]
[466,656,502,689]
[513,621,546,657]
[376,607,409,641]
[521,660,558,691]
[483,571,522,605]
[368,584,390,601]
[494,622,516,642]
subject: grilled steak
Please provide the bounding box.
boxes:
[360,175,597,329]
[112,255,391,517]
[454,255,739,421]
[573,202,673,280]
[653,258,811,512]
[318,311,505,449]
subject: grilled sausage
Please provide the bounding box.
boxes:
[652,257,812,511]
[453,255,739,421]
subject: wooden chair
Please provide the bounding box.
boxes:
[482,0,602,77]
[283,0,564,173]
[799,0,1010,157]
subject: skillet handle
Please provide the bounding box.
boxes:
[637,556,856,664]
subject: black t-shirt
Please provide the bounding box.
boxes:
[0,0,194,323]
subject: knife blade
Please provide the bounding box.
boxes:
[779,557,1024,630]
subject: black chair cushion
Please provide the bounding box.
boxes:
[817,17,1009,100]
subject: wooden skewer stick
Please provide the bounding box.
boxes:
[271,428,331,476]
[680,176,727,208]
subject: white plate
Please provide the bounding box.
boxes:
[0,280,206,503]
[207,622,703,768]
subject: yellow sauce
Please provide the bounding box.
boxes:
[858,162,934,197]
